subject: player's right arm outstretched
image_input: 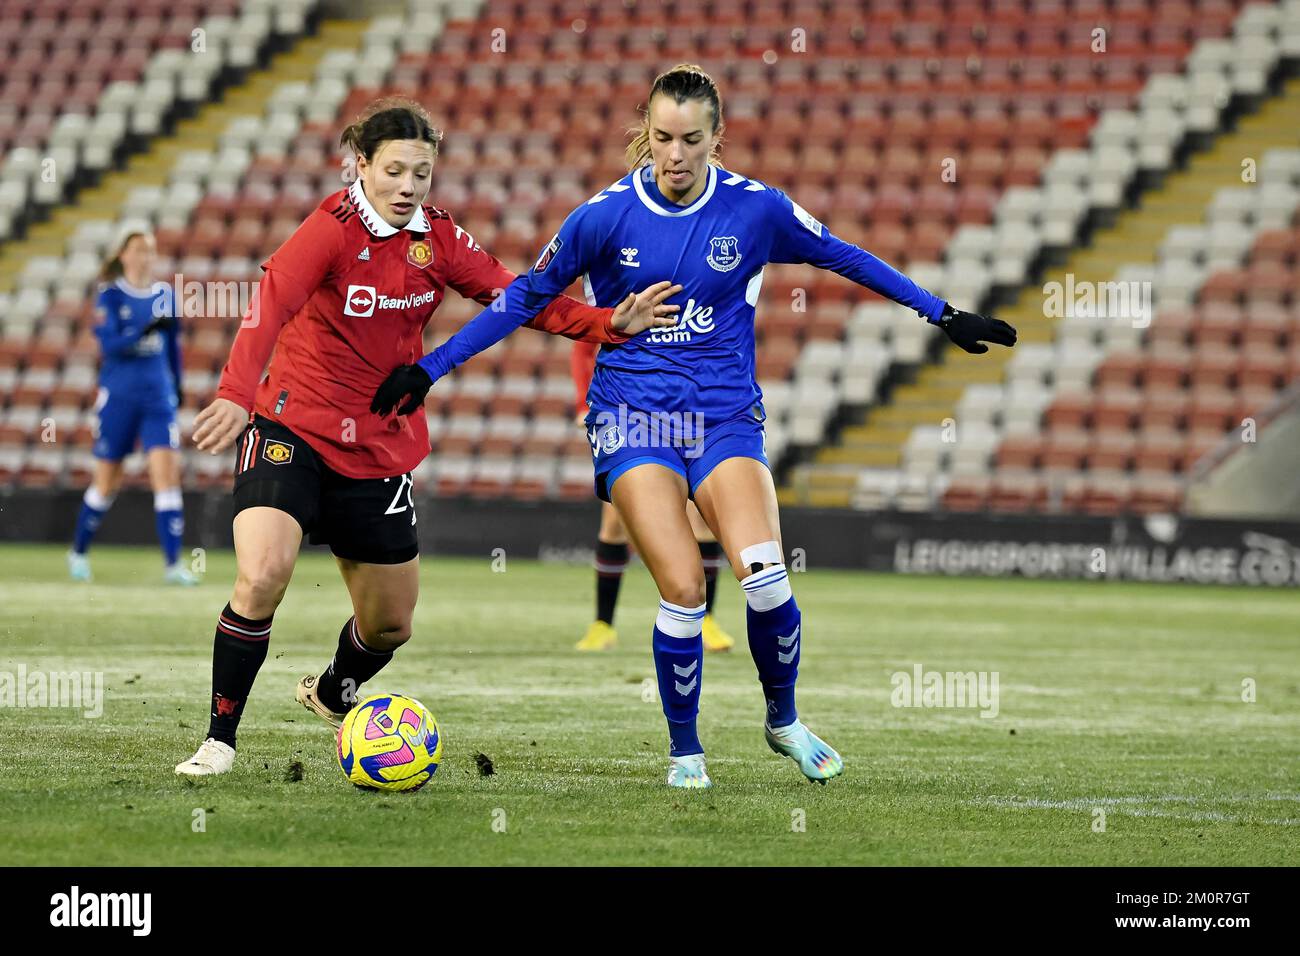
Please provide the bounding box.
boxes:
[435,215,675,345]
[370,205,682,416]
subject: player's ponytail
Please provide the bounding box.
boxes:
[99,228,150,282]
[626,63,725,171]
[340,96,443,164]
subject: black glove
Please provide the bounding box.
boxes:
[371,364,433,416]
[142,315,177,335]
[937,304,1017,354]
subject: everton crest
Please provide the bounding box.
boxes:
[706,236,742,273]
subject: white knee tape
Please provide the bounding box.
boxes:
[739,540,782,569]
[84,486,116,511]
[742,564,792,612]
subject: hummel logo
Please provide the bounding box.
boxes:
[619,247,640,267]
[777,625,800,665]
[674,658,698,696]
[357,247,370,261]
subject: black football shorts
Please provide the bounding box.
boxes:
[231,414,419,565]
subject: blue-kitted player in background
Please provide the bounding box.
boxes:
[371,64,1016,789]
[69,228,198,585]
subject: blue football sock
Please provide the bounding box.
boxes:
[652,599,706,756]
[154,487,184,567]
[743,564,801,728]
[72,486,115,555]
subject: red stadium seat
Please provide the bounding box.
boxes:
[1235,386,1281,423]
[1043,391,1090,429]
[1094,352,1143,389]
[1091,388,1142,431]
[989,472,1048,513]
[1133,429,1187,474]
[1241,305,1290,350]
[1134,389,1187,431]
[1130,473,1185,514]
[1187,389,1236,433]
[995,434,1042,470]
[1146,307,1195,349]
[1238,354,1287,392]
[1041,429,1090,470]
[1080,472,1132,516]
[1086,429,1137,471]
[1142,348,1190,391]
[942,475,992,511]
[1188,351,1239,392]
[1198,270,1246,305]
[1192,302,1242,347]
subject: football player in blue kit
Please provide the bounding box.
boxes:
[371,65,1016,789]
[69,228,197,585]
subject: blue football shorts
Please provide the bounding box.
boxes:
[92,385,179,461]
[585,404,769,503]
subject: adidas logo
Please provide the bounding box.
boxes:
[357,247,370,261]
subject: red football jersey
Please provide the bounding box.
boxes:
[570,339,598,417]
[216,178,629,479]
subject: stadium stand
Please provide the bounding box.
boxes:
[820,78,1300,515]
[0,0,1297,513]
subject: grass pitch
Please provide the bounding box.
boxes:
[0,542,1296,866]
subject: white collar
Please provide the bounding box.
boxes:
[632,164,717,217]
[348,178,431,237]
[115,277,162,298]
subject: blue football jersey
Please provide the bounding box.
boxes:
[94,278,180,402]
[421,164,946,423]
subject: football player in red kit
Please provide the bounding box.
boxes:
[176,97,682,775]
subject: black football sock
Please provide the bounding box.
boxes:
[207,602,273,747]
[595,540,629,625]
[315,617,394,714]
[699,541,724,614]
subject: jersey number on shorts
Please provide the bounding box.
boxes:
[384,473,416,526]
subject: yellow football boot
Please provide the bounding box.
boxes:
[701,614,735,652]
[575,620,618,651]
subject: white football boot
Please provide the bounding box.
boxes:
[666,753,712,789]
[764,719,844,784]
[67,550,92,582]
[295,675,347,728]
[175,737,235,776]
[164,563,200,586]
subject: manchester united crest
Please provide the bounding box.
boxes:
[262,440,294,465]
[407,240,433,269]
